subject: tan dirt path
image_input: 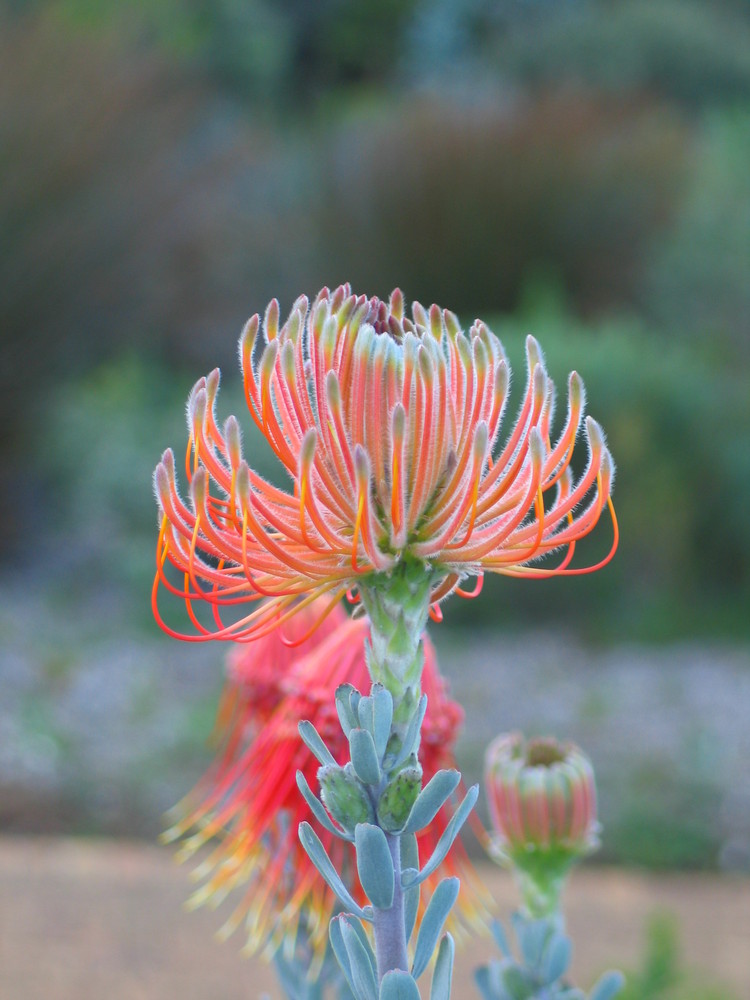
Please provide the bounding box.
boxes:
[0,838,747,999]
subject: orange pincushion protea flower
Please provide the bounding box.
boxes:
[164,606,488,959]
[153,285,617,641]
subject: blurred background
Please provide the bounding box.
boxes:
[1,0,749,995]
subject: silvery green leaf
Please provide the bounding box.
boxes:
[490,919,512,958]
[349,686,363,719]
[342,918,379,1000]
[474,967,503,1000]
[392,695,428,770]
[377,766,422,833]
[371,684,394,758]
[430,933,455,1000]
[350,728,381,785]
[402,785,479,887]
[329,916,357,997]
[411,878,460,979]
[541,932,571,984]
[298,822,370,919]
[379,971,420,1000]
[296,771,354,842]
[403,769,461,834]
[345,915,377,972]
[400,834,420,942]
[336,684,360,736]
[358,695,374,733]
[557,990,586,1000]
[319,764,375,829]
[516,915,551,968]
[588,971,625,1000]
[299,720,337,767]
[355,823,394,910]
[502,965,534,1000]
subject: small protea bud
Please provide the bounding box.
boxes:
[377,763,423,832]
[484,733,599,917]
[319,763,374,830]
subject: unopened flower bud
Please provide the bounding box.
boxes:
[484,732,599,917]
[377,764,423,833]
[319,763,374,830]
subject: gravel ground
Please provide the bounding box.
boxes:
[0,837,748,1000]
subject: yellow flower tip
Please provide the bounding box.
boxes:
[153,462,171,508]
[187,384,208,431]
[428,302,443,339]
[190,466,208,510]
[473,421,489,462]
[585,415,604,458]
[325,368,341,408]
[263,297,280,342]
[532,361,547,405]
[224,415,242,468]
[300,427,318,468]
[238,312,259,356]
[388,287,404,320]
[206,367,221,402]
[235,461,251,505]
[412,299,428,329]
[568,370,585,410]
[443,307,461,339]
[528,426,545,470]
[600,448,616,493]
[525,333,544,370]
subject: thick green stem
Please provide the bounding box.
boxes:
[359,559,437,729]
[358,560,438,985]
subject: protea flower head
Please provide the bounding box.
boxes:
[484,732,598,916]
[152,285,617,641]
[163,606,488,961]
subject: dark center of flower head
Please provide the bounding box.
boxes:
[526,738,567,768]
[365,296,409,341]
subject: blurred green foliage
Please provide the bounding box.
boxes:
[316,94,687,315]
[2,0,749,642]
[620,913,738,1000]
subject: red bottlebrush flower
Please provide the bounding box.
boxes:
[163,611,488,960]
[152,285,617,641]
[484,733,599,859]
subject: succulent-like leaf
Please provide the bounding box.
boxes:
[411,878,460,979]
[391,694,428,771]
[403,769,461,834]
[377,766,423,833]
[515,914,550,968]
[379,971,420,1000]
[296,770,354,842]
[299,720,337,767]
[335,684,360,737]
[342,918,379,1000]
[319,764,374,829]
[298,822,370,920]
[430,933,455,1000]
[350,728,381,785]
[355,823,395,910]
[329,916,357,996]
[541,931,572,984]
[400,833,420,943]
[490,919,512,959]
[588,971,625,1000]
[402,785,479,887]
[371,684,394,758]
